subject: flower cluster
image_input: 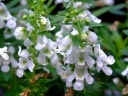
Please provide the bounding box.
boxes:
[0,2,16,29]
[53,0,115,90]
[1,0,115,91]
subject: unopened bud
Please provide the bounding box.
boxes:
[30,14,35,19]
[22,15,27,20]
[65,18,70,23]
[41,12,47,16]
[33,1,37,4]
[66,13,70,18]
[31,6,34,11]
[85,18,90,25]
[81,33,87,41]
[73,10,78,15]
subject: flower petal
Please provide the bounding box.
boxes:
[84,71,94,84]
[102,66,113,76]
[73,80,84,91]
[27,60,35,72]
[107,55,115,65]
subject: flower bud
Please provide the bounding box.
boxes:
[33,0,37,4]
[66,13,70,18]
[31,6,34,11]
[39,18,47,26]
[73,10,78,15]
[22,15,27,20]
[65,18,70,23]
[30,14,35,19]
[81,32,87,41]
[85,17,90,25]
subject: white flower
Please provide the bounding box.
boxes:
[51,53,59,64]
[73,80,84,91]
[55,0,63,4]
[58,35,72,56]
[16,68,24,78]
[0,47,9,60]
[86,10,101,23]
[20,0,27,6]
[0,2,13,20]
[71,28,78,35]
[35,36,57,64]
[103,0,114,6]
[113,77,119,85]
[18,47,35,72]
[122,66,128,76]
[3,46,18,68]
[14,27,27,40]
[73,2,82,8]
[67,67,94,90]
[77,11,88,20]
[39,16,55,31]
[94,44,115,75]
[7,18,16,28]
[87,31,98,45]
[1,65,10,73]
[124,57,128,62]
[56,25,72,38]
[55,0,69,4]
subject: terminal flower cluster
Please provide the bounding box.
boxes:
[0,0,116,92]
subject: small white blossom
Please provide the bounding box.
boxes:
[16,68,24,78]
[87,31,98,45]
[7,18,16,28]
[103,0,114,6]
[1,65,10,73]
[0,47,9,60]
[39,16,55,31]
[14,27,27,40]
[122,66,128,77]
[17,47,35,73]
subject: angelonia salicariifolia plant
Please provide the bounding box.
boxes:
[0,0,116,95]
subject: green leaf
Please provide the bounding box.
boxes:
[43,79,54,83]
[2,68,13,81]
[9,6,28,13]
[121,47,128,56]
[123,30,128,35]
[42,86,49,92]
[92,6,111,17]
[0,29,5,47]
[89,22,103,27]
[49,5,56,13]
[6,0,20,8]
[92,4,126,17]
[77,0,96,4]
[109,10,126,16]
[71,35,81,46]
[97,37,103,44]
[99,27,116,56]
[111,3,126,10]
[46,0,53,7]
